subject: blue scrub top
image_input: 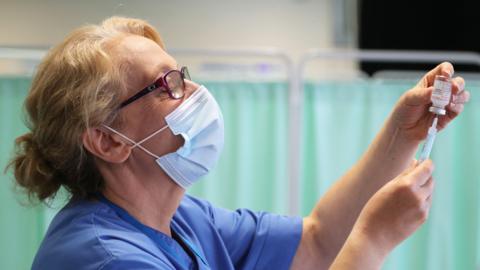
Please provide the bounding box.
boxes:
[32,194,303,269]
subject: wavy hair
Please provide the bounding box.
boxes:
[7,17,164,203]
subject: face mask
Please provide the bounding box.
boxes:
[103,85,224,189]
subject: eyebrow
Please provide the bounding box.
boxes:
[152,63,178,81]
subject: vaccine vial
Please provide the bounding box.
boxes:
[429,75,452,115]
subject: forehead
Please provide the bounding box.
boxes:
[112,35,177,88]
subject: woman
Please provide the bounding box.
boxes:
[9,17,469,269]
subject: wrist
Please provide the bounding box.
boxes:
[384,114,421,151]
[346,227,390,268]
[330,227,388,270]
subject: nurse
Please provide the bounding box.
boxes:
[9,17,469,269]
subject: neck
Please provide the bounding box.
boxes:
[100,164,185,236]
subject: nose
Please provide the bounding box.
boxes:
[183,80,200,100]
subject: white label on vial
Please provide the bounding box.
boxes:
[431,79,452,108]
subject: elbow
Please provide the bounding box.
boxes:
[302,216,340,269]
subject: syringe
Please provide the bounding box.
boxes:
[419,117,438,162]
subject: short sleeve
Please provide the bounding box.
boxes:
[211,206,303,270]
[100,254,175,270]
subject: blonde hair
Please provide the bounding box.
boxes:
[7,16,164,203]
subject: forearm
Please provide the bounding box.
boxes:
[307,113,419,263]
[297,63,462,268]
[345,112,421,196]
[329,228,387,270]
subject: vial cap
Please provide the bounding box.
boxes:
[429,106,446,115]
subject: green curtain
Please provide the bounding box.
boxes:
[188,81,290,214]
[0,77,44,270]
[1,77,479,269]
[302,79,480,270]
[0,79,291,269]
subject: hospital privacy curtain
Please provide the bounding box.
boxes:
[1,76,479,269]
[302,79,480,270]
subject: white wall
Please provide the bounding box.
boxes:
[0,0,360,77]
[0,0,349,56]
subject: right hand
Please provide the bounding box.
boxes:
[389,62,469,142]
[353,159,435,255]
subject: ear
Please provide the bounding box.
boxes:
[82,127,131,163]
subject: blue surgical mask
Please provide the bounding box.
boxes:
[103,85,224,189]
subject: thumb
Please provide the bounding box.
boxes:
[403,86,434,107]
[408,159,418,169]
[408,159,435,186]
[400,159,418,176]
[417,62,454,88]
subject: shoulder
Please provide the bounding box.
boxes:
[32,199,172,270]
[32,199,111,269]
[175,195,303,270]
[174,194,241,228]
[179,194,214,211]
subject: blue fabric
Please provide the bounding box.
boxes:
[31,195,302,270]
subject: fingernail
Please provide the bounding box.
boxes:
[445,69,454,78]
[457,81,465,91]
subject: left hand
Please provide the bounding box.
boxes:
[390,62,470,141]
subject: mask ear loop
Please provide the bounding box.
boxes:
[102,124,169,159]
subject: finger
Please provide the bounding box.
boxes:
[426,194,432,204]
[447,103,464,118]
[443,89,469,124]
[426,191,434,205]
[408,159,435,186]
[404,86,434,106]
[419,177,435,199]
[451,90,470,105]
[450,76,465,95]
[418,62,454,88]
[400,159,419,177]
[425,188,434,207]
[420,175,432,188]
[410,159,418,168]
[423,194,433,212]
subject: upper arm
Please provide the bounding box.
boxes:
[211,206,303,270]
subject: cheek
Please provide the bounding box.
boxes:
[148,94,184,119]
[139,110,168,134]
[134,124,184,158]
[154,129,184,156]
[172,133,185,149]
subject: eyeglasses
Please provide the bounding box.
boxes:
[119,66,191,109]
